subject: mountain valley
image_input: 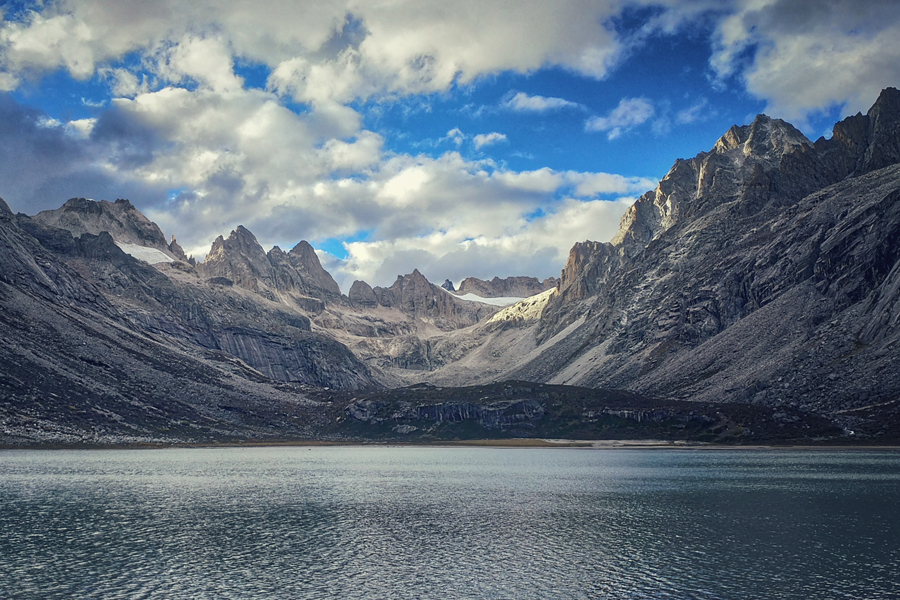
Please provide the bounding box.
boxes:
[3,89,900,446]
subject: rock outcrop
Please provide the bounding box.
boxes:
[32,197,173,253]
[371,269,497,329]
[456,275,558,298]
[200,227,341,307]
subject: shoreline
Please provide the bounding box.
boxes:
[2,438,899,451]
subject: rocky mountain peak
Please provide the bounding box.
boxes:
[349,279,378,307]
[859,86,900,173]
[285,240,341,297]
[203,225,273,292]
[370,269,498,329]
[265,240,341,301]
[0,196,12,219]
[712,115,809,159]
[557,88,900,342]
[168,235,188,261]
[743,114,810,159]
[456,275,557,298]
[33,197,170,251]
[441,279,455,292]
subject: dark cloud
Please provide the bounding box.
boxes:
[0,94,168,217]
[90,104,169,169]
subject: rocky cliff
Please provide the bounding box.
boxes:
[456,275,558,298]
[371,270,496,329]
[4,90,900,446]
[32,198,174,254]
[482,88,900,439]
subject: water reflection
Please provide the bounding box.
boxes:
[0,448,897,599]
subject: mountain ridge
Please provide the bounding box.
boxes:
[3,88,900,444]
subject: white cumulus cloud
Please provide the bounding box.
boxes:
[586,96,655,140]
[473,132,507,149]
[503,91,580,112]
[710,0,900,126]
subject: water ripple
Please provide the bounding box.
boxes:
[0,448,898,599]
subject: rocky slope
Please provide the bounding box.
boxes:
[4,89,900,445]
[462,88,900,439]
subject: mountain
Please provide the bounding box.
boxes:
[455,276,558,298]
[439,88,900,439]
[201,226,341,311]
[31,197,188,261]
[3,89,900,445]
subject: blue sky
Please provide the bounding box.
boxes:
[0,0,897,289]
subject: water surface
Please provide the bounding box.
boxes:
[1,447,897,599]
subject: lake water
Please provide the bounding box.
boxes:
[0,447,897,599]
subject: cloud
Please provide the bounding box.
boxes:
[566,172,657,197]
[586,96,655,139]
[676,97,711,124]
[0,78,659,289]
[472,132,507,149]
[442,128,507,150]
[710,0,900,125]
[444,128,465,146]
[0,93,170,214]
[0,0,628,104]
[10,0,898,293]
[503,91,580,112]
[336,195,637,289]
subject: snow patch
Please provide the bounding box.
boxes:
[115,242,174,264]
[441,288,523,306]
[488,288,555,324]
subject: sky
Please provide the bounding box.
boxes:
[1,0,899,290]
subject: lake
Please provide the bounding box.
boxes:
[1,447,897,599]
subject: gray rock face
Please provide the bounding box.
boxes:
[1,206,377,395]
[168,236,189,261]
[496,88,900,435]
[285,241,341,297]
[202,226,273,293]
[200,227,341,306]
[32,197,172,252]
[349,280,378,307]
[610,87,900,261]
[372,269,497,330]
[456,275,557,298]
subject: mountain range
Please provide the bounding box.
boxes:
[2,88,900,446]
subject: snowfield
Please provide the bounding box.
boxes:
[115,242,175,264]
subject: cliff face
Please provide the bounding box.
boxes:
[371,270,497,330]
[2,204,378,396]
[492,88,900,436]
[32,197,173,254]
[456,276,558,298]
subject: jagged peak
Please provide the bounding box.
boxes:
[230,224,258,241]
[37,196,170,251]
[714,114,809,157]
[289,240,316,256]
[868,86,900,118]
